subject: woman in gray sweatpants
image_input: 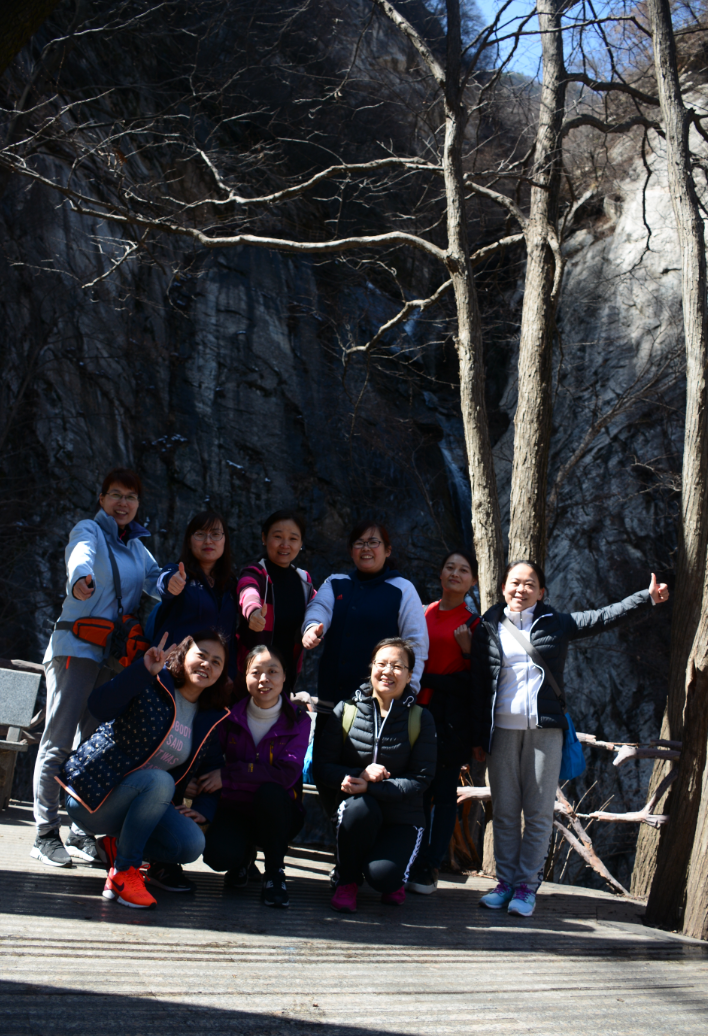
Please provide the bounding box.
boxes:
[469,560,669,918]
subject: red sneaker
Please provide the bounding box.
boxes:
[381,886,406,906]
[96,835,118,872]
[102,866,157,909]
[331,882,358,913]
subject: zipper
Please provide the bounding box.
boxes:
[372,699,392,764]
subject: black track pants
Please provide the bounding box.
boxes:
[335,794,423,895]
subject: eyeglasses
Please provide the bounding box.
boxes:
[372,661,410,675]
[193,530,225,542]
[352,538,383,550]
[105,491,139,503]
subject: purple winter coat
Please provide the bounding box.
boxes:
[218,695,311,808]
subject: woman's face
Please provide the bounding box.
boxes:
[350,526,391,574]
[440,554,476,595]
[183,640,226,690]
[246,650,286,709]
[502,564,545,612]
[262,519,302,568]
[99,482,139,529]
[370,645,411,700]
[190,521,226,567]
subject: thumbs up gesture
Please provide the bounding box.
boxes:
[73,573,95,601]
[649,572,669,605]
[167,562,187,596]
[302,622,324,650]
[248,601,268,632]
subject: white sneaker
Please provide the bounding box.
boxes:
[479,881,513,909]
[508,884,536,917]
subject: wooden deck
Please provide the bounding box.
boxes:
[1,803,707,1035]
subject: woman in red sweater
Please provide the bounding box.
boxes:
[406,549,478,895]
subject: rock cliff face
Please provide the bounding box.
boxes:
[0,5,689,888]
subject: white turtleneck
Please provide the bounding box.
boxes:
[495,605,545,729]
[247,695,283,744]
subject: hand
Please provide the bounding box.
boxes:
[302,622,324,649]
[176,804,206,824]
[649,572,669,605]
[143,632,178,676]
[197,769,223,793]
[341,775,368,794]
[360,763,390,782]
[184,779,199,798]
[167,562,187,596]
[73,574,95,601]
[472,746,487,763]
[454,624,472,653]
[248,602,268,632]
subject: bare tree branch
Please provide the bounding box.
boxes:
[562,113,664,137]
[565,71,660,107]
[369,0,445,87]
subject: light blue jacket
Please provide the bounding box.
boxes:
[43,508,161,664]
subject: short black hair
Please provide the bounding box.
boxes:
[502,559,546,591]
[440,548,478,580]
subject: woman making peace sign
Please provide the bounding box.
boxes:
[59,630,231,909]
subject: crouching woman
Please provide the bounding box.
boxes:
[314,638,436,913]
[59,630,231,909]
[201,645,311,908]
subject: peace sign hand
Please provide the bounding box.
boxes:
[167,562,187,596]
[649,572,670,605]
[143,632,178,675]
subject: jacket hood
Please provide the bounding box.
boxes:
[94,508,150,542]
[353,680,417,708]
[483,598,555,624]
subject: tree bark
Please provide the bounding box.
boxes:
[442,0,504,609]
[683,624,708,938]
[0,0,62,75]
[637,0,708,928]
[506,0,567,565]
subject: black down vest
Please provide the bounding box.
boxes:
[313,685,437,826]
[470,590,653,753]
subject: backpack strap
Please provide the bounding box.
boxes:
[341,701,358,741]
[408,703,422,746]
[500,614,566,710]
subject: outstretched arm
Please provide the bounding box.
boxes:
[569,574,669,640]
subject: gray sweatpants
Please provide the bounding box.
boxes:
[487,726,563,892]
[33,656,112,836]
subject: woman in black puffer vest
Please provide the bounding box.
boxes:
[314,637,436,914]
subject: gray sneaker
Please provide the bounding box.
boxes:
[66,831,100,864]
[30,829,72,867]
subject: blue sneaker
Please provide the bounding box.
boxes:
[479,881,513,909]
[508,883,536,917]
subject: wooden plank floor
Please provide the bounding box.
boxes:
[1,803,707,1035]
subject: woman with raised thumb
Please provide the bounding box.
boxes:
[151,511,238,677]
[470,561,669,920]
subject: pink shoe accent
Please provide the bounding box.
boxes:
[331,882,358,913]
[96,835,118,872]
[381,886,406,906]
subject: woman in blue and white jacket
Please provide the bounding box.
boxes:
[32,468,161,869]
[302,521,428,706]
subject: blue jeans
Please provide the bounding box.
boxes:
[66,769,205,872]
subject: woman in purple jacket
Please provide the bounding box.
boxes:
[199,644,310,908]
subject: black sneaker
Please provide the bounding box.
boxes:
[329,865,339,889]
[261,869,289,908]
[405,860,439,895]
[145,861,195,893]
[30,829,71,868]
[66,831,101,864]
[224,851,258,890]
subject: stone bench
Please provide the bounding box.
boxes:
[0,660,44,810]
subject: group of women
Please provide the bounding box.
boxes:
[31,466,669,916]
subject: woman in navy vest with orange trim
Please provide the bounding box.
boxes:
[60,630,231,910]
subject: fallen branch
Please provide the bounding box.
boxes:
[613,744,681,767]
[553,787,630,895]
[576,769,678,829]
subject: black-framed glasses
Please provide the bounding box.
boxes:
[353,538,382,549]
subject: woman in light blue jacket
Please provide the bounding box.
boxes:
[32,467,161,869]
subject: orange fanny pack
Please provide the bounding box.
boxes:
[56,614,149,667]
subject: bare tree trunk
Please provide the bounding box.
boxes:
[442,0,503,610]
[506,0,566,565]
[637,0,708,929]
[683,610,708,937]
